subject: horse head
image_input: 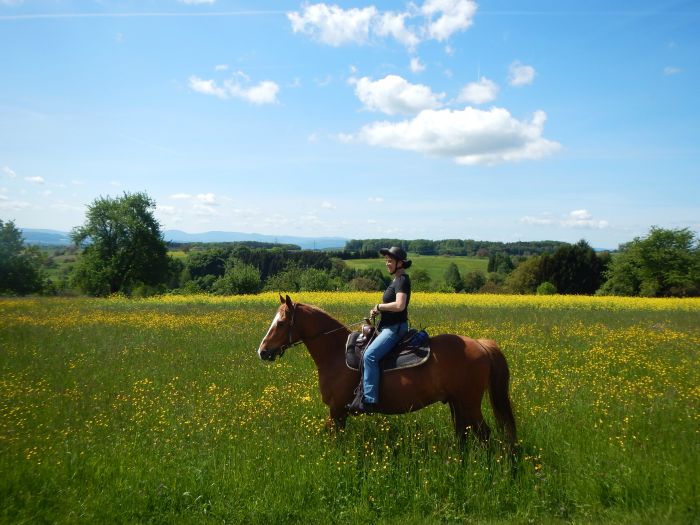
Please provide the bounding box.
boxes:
[257,294,298,361]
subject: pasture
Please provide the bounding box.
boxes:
[1,293,698,524]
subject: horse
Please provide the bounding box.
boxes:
[257,295,517,449]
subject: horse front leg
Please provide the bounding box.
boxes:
[326,405,348,432]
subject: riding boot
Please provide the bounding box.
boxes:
[345,352,378,415]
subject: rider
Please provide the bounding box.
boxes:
[347,246,412,414]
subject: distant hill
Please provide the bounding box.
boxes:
[20,227,347,250]
[20,228,73,246]
[162,230,347,250]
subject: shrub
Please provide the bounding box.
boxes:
[536,282,557,295]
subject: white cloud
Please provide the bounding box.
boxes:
[288,1,477,48]
[288,3,377,46]
[520,209,609,229]
[226,79,280,105]
[410,57,426,73]
[343,106,560,165]
[421,0,478,42]
[457,76,499,104]
[508,61,536,86]
[3,166,17,178]
[353,75,445,115]
[520,215,554,226]
[215,64,229,71]
[156,205,177,215]
[196,192,217,204]
[25,176,45,184]
[189,76,227,99]
[169,193,192,200]
[50,202,83,212]
[189,74,280,105]
[321,200,336,209]
[193,203,220,216]
[663,66,681,76]
[368,197,385,203]
[0,199,32,210]
[179,0,216,4]
[374,11,420,49]
[562,209,609,229]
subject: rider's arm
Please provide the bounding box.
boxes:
[372,292,407,315]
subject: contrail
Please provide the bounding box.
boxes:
[0,10,286,21]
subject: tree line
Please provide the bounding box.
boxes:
[343,238,569,257]
[2,192,698,297]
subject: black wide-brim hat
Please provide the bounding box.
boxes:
[379,246,412,268]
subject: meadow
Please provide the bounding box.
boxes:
[0,292,698,524]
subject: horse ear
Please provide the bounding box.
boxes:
[285,295,294,308]
[279,294,285,304]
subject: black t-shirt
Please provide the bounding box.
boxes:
[379,273,411,328]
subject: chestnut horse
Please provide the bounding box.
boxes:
[258,295,517,448]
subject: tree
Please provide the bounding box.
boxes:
[298,268,336,291]
[540,240,607,294]
[70,192,172,296]
[462,270,486,293]
[444,263,463,292]
[599,227,699,297]
[0,219,44,294]
[212,258,262,295]
[488,252,515,274]
[504,256,543,294]
[536,282,557,295]
[411,269,432,291]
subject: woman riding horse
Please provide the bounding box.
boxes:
[346,246,412,415]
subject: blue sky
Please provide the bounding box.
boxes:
[1,0,698,247]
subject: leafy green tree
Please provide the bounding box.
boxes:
[411,268,432,291]
[444,263,463,292]
[264,266,302,292]
[70,192,172,296]
[0,219,44,294]
[487,253,515,274]
[212,258,262,295]
[462,270,486,293]
[504,256,543,294]
[298,268,336,291]
[599,227,699,297]
[540,240,607,294]
[536,282,557,295]
[185,248,228,279]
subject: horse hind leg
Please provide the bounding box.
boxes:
[450,400,491,445]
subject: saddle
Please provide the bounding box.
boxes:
[345,321,430,372]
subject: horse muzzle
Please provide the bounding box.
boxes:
[258,347,279,361]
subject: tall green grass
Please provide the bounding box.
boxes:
[0,294,697,524]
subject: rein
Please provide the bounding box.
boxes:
[279,303,364,358]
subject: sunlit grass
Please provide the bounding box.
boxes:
[1,293,698,523]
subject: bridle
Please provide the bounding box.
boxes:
[276,303,364,359]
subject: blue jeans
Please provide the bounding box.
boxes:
[362,321,409,404]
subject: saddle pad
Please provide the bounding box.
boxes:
[345,330,431,372]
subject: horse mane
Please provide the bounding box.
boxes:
[297,303,348,331]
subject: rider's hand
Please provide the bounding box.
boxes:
[370,305,379,319]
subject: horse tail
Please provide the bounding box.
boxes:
[480,339,517,450]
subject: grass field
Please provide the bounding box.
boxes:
[1,293,698,524]
[344,255,488,283]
